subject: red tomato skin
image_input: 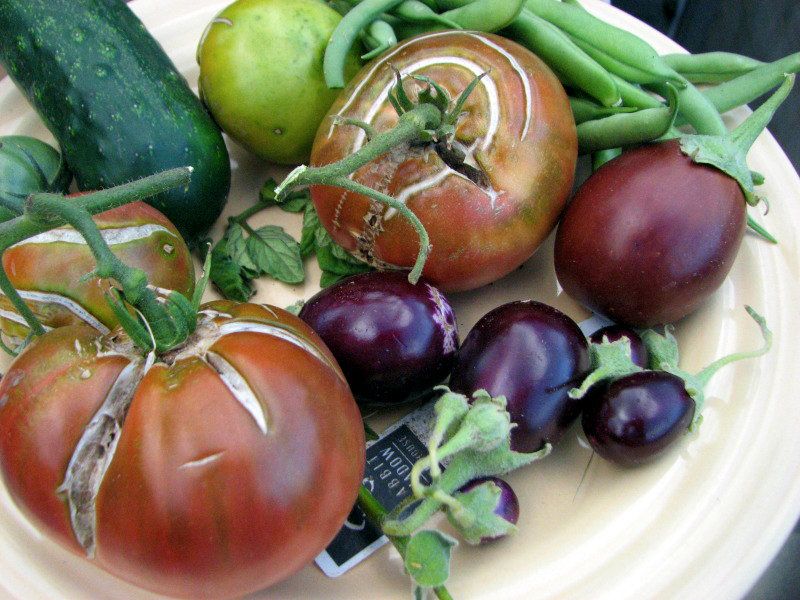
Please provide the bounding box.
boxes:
[0,303,365,599]
[554,140,746,326]
[310,31,577,292]
[0,201,194,338]
[0,325,132,554]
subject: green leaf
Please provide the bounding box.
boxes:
[278,193,310,213]
[404,530,457,588]
[316,243,370,277]
[258,178,279,206]
[209,238,254,302]
[226,223,259,274]
[300,204,322,258]
[246,225,305,284]
[447,481,516,545]
[284,299,305,315]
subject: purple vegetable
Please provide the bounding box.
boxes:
[589,325,649,369]
[581,371,695,467]
[299,271,458,405]
[449,300,590,452]
[459,476,519,543]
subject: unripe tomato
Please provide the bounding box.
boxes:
[0,301,365,599]
[0,201,194,340]
[309,31,577,292]
[197,0,361,164]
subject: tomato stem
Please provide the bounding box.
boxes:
[0,168,194,353]
[276,103,440,284]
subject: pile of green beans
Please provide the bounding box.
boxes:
[324,0,799,162]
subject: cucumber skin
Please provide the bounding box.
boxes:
[0,0,230,241]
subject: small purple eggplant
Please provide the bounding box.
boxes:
[449,301,590,452]
[299,271,458,405]
[458,476,520,543]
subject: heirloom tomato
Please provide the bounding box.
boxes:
[197,0,360,164]
[0,301,365,599]
[0,201,194,340]
[309,31,577,292]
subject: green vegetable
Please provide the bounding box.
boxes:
[357,388,551,598]
[576,84,679,154]
[325,0,405,88]
[503,10,620,107]
[394,0,526,40]
[663,51,764,84]
[0,136,71,220]
[524,0,679,86]
[198,0,360,165]
[209,178,372,298]
[0,0,230,241]
[360,19,398,60]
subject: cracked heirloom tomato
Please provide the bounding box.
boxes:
[0,301,365,599]
[0,201,194,340]
[309,31,577,292]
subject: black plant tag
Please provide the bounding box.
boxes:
[316,404,436,577]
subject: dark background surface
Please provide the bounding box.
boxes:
[612,2,800,598]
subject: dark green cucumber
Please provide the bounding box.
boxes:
[0,0,230,241]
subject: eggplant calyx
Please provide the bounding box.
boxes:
[680,74,795,208]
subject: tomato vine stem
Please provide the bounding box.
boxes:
[0,167,194,353]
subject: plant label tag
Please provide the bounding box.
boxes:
[315,402,436,578]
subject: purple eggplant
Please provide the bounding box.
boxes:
[299,271,458,405]
[449,301,590,452]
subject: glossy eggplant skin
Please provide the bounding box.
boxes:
[554,140,746,327]
[589,325,649,369]
[449,301,590,452]
[581,370,695,467]
[299,272,458,405]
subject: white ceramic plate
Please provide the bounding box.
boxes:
[1,1,799,598]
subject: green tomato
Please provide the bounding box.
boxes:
[197,0,361,165]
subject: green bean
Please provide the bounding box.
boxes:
[396,0,525,38]
[576,84,678,154]
[441,0,524,30]
[569,97,635,124]
[649,78,727,135]
[567,34,679,87]
[392,0,461,28]
[525,0,681,86]
[592,148,621,171]
[435,0,471,9]
[360,19,398,60]
[609,73,662,109]
[701,52,800,114]
[327,0,353,16]
[663,52,765,84]
[504,10,620,106]
[325,0,405,88]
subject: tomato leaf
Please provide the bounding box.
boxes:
[403,530,457,588]
[317,243,370,278]
[209,237,254,302]
[300,203,321,258]
[226,223,259,275]
[246,225,304,284]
